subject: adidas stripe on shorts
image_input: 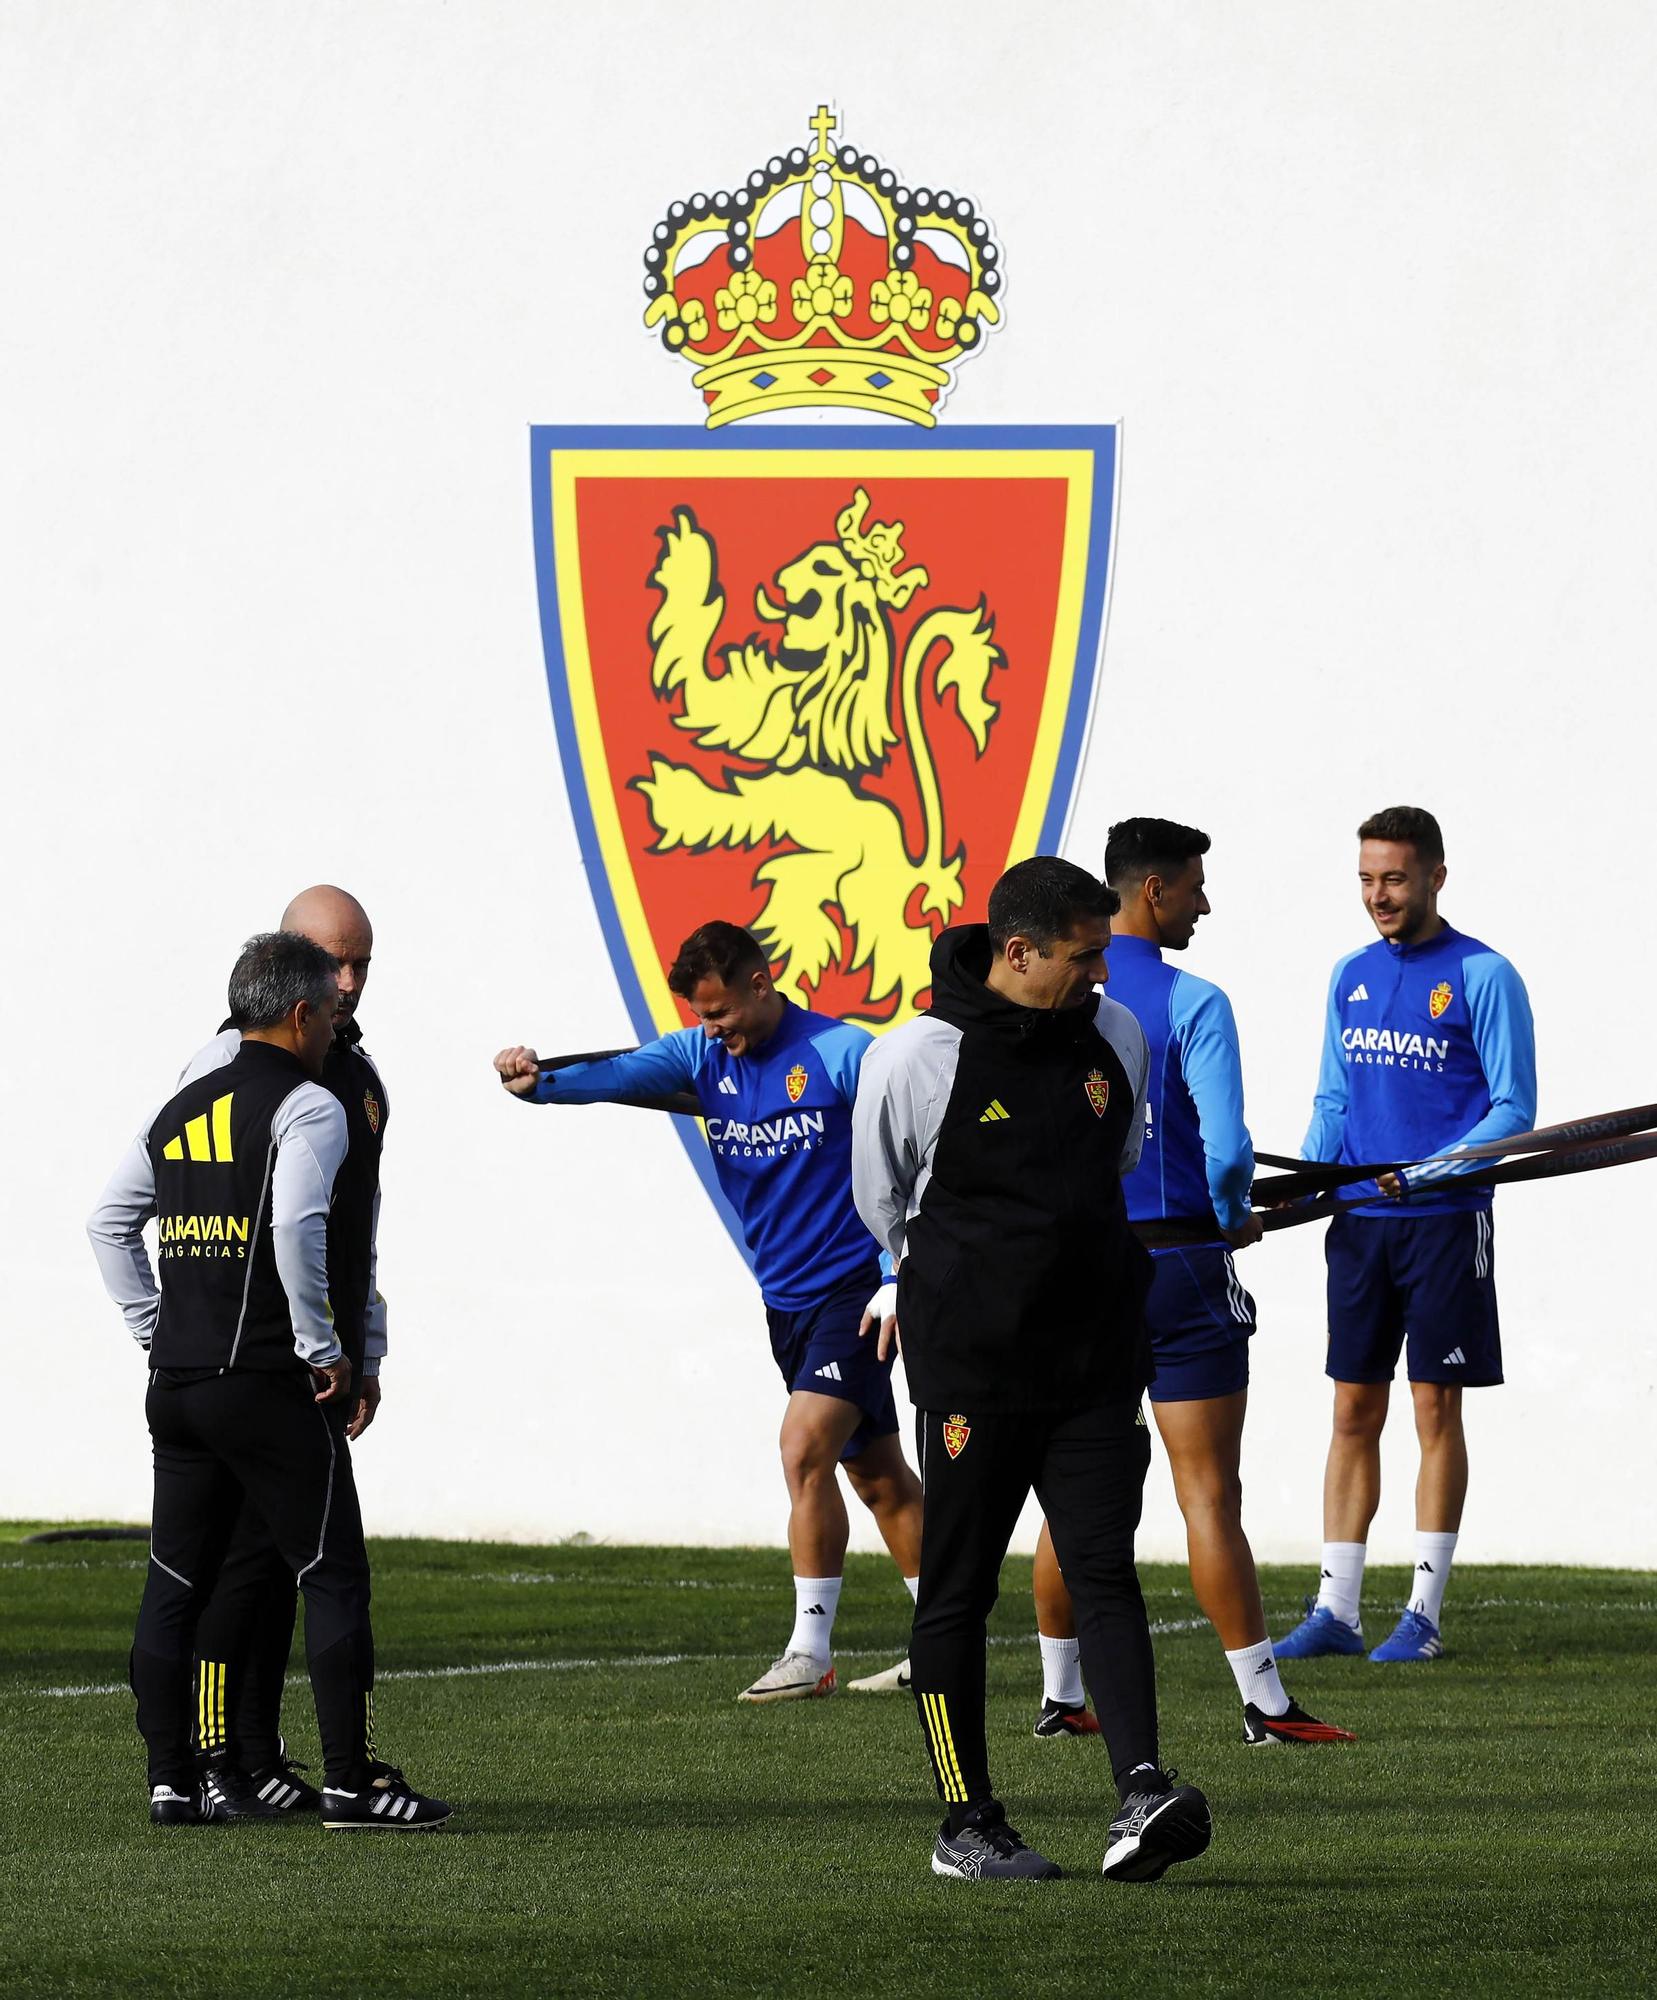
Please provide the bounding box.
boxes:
[1324,1210,1503,1387]
[765,1263,900,1461]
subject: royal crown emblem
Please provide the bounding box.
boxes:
[642,105,1002,428]
[1429,980,1453,1020]
[943,1415,971,1459]
[785,1062,808,1104]
[1085,1068,1110,1117]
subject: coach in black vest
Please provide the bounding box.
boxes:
[88,932,448,1831]
[177,887,391,1807]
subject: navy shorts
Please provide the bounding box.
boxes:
[1144,1246,1256,1404]
[1325,1210,1502,1387]
[765,1265,899,1462]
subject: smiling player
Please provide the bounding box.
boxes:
[1276,808,1536,1665]
[495,920,922,1703]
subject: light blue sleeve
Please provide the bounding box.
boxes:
[530,1028,702,1105]
[1172,978,1254,1230]
[815,1020,873,1111]
[1302,954,1361,1163]
[1409,953,1537,1182]
[814,1020,891,1276]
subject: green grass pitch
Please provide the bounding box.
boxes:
[2,1524,1653,1997]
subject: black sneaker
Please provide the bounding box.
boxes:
[1033,1697,1102,1739]
[247,1756,323,1810]
[931,1803,1061,1881]
[1101,1769,1212,1882]
[149,1783,203,1826]
[322,1763,452,1831]
[1242,1698,1358,1748]
[197,1761,284,1823]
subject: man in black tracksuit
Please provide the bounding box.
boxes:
[180,887,389,1808]
[88,930,447,1831]
[853,857,1213,1882]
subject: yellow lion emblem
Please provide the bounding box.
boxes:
[635,487,1004,1026]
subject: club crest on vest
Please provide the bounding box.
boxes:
[785,1062,808,1104]
[943,1415,971,1459]
[530,105,1118,1263]
[363,1089,382,1136]
[1084,1068,1110,1117]
[1429,980,1453,1020]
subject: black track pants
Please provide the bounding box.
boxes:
[909,1398,1157,1820]
[132,1370,374,1791]
[191,1502,302,1772]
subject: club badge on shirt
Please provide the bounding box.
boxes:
[363,1089,382,1136]
[1429,981,1453,1020]
[943,1415,971,1460]
[1084,1068,1110,1117]
[785,1062,808,1104]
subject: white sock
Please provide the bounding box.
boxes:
[1038,1632,1084,1707]
[1315,1541,1367,1630]
[787,1576,841,1662]
[903,1574,920,1604]
[1225,1638,1290,1717]
[1409,1531,1457,1627]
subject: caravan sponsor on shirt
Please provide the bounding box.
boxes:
[1340,1023,1450,1073]
[705,1106,828,1159]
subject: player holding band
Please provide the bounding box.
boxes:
[1276,806,1536,1664]
[495,920,922,1703]
[1030,820,1354,1747]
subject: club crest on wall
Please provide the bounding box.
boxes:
[531,107,1119,1249]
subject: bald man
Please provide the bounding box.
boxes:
[175,887,393,1816]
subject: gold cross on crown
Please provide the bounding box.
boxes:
[808,105,837,159]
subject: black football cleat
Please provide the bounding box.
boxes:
[149,1783,203,1826]
[197,1761,284,1822]
[1243,1699,1358,1747]
[322,1763,452,1831]
[247,1755,323,1810]
[1102,1770,1212,1883]
[1033,1696,1102,1739]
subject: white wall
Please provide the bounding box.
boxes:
[4,1,1653,1565]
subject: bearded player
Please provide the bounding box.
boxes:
[1276,807,1535,1664]
[495,920,922,1702]
[1030,821,1354,1747]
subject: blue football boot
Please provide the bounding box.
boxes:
[1273,1599,1366,1660]
[1368,1609,1443,1662]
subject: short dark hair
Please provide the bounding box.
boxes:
[1103,817,1211,890]
[987,856,1118,954]
[667,921,768,999]
[228,931,339,1031]
[1357,805,1444,865]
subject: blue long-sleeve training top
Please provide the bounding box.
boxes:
[527,999,881,1309]
[1105,933,1254,1240]
[1302,923,1537,1214]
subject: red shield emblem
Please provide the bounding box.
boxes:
[363,1090,381,1136]
[785,1062,808,1104]
[1429,980,1453,1020]
[943,1415,971,1460]
[1084,1067,1109,1117]
[534,434,1115,1037]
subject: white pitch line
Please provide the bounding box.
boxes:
[18,1596,1654,1700]
[24,1620,1213,1701]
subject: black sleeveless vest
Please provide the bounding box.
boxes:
[148,1041,321,1372]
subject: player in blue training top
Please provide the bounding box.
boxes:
[1276,806,1536,1666]
[494,920,922,1703]
[1029,821,1353,1748]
